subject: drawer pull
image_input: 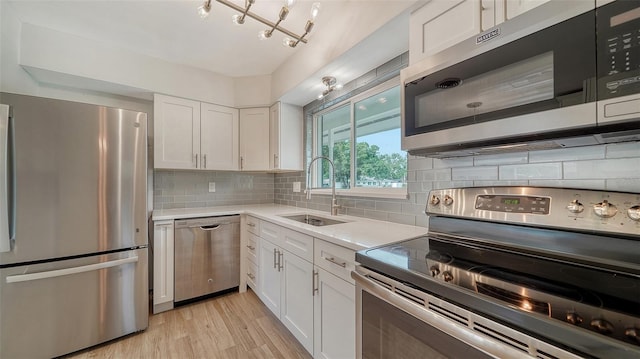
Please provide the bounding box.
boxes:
[246,245,255,250]
[247,223,256,227]
[247,273,255,280]
[325,256,347,268]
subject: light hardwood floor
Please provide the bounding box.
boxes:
[66,289,313,359]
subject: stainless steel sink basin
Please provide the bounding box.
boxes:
[280,214,346,226]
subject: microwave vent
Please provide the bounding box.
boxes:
[436,78,461,89]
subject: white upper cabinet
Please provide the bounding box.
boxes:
[201,102,239,170]
[269,102,303,171]
[409,0,552,64]
[154,94,238,170]
[506,0,550,20]
[409,0,482,64]
[239,107,270,171]
[154,94,200,169]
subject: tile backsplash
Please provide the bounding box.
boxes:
[274,141,640,227]
[153,170,274,210]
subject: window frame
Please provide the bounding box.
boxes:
[311,76,408,200]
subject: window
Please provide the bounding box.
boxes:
[312,78,407,198]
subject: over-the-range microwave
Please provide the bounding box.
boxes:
[401,0,640,158]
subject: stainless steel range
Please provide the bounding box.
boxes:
[353,187,640,359]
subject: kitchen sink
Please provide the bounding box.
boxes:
[280,214,346,227]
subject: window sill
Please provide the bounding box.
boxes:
[308,188,409,200]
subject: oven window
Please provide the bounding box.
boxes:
[362,292,494,359]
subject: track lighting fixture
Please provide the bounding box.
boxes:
[198,0,320,47]
[318,76,342,99]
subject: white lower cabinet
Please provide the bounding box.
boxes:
[259,236,314,354]
[152,220,174,314]
[253,220,357,358]
[313,268,355,359]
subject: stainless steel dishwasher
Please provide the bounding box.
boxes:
[174,215,240,302]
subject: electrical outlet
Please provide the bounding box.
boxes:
[208,182,216,192]
[293,182,301,192]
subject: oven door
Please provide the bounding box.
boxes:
[352,267,584,359]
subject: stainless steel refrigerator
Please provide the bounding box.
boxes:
[0,93,149,358]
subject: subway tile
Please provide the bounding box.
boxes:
[346,207,366,218]
[564,158,640,179]
[472,180,529,187]
[433,157,474,169]
[606,142,640,159]
[408,157,433,171]
[499,163,562,180]
[529,179,605,190]
[474,152,528,166]
[355,199,376,209]
[605,179,640,192]
[375,201,403,213]
[387,213,415,226]
[363,209,389,221]
[452,166,498,180]
[402,203,425,215]
[433,181,474,189]
[529,145,605,163]
[415,215,429,229]
[421,169,452,182]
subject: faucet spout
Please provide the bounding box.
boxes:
[306,156,340,216]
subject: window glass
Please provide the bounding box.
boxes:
[317,105,351,189]
[354,86,406,188]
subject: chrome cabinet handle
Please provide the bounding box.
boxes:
[324,256,347,268]
[274,154,278,168]
[240,156,244,170]
[246,245,255,250]
[278,251,284,271]
[199,225,220,231]
[273,248,278,269]
[247,223,256,227]
[204,154,207,168]
[0,105,10,253]
[195,153,199,168]
[247,273,255,280]
[312,270,319,296]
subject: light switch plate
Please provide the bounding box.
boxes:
[293,182,301,192]
[208,182,216,192]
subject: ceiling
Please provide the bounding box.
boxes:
[6,0,414,83]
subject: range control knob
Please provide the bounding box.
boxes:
[566,200,584,214]
[566,312,583,325]
[590,319,614,334]
[442,271,454,282]
[593,200,618,218]
[443,195,454,206]
[625,328,640,342]
[627,205,640,221]
[430,195,441,206]
[429,266,440,277]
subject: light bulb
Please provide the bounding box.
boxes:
[232,14,245,25]
[335,84,343,90]
[258,30,271,40]
[284,0,296,9]
[310,2,320,20]
[197,1,211,18]
[282,37,295,47]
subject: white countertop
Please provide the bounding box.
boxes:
[152,204,428,250]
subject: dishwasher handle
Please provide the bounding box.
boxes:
[199,225,221,231]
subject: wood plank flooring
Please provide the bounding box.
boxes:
[65,289,313,359]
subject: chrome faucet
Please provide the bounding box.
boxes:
[305,156,341,216]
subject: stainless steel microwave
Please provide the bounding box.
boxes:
[401,0,640,157]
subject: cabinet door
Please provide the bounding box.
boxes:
[314,268,355,359]
[152,220,174,314]
[270,102,303,171]
[239,107,270,171]
[506,0,550,20]
[201,103,239,170]
[281,251,314,354]
[258,238,281,318]
[409,0,481,64]
[154,94,200,169]
[481,0,506,31]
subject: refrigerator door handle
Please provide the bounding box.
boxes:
[0,104,10,253]
[5,256,139,283]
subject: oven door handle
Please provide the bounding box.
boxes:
[351,269,568,359]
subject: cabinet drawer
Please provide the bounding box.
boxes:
[260,220,281,244]
[281,228,313,262]
[314,239,356,284]
[247,260,258,291]
[246,215,260,235]
[246,232,259,265]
